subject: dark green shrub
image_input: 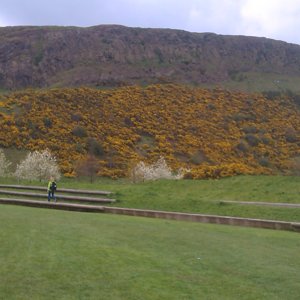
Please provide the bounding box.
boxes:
[285,127,298,143]
[245,134,260,147]
[86,138,104,157]
[72,126,87,138]
[43,117,52,128]
[71,113,83,122]
[242,126,258,134]
[258,157,270,167]
[235,141,248,152]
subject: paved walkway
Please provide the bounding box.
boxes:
[220,200,300,208]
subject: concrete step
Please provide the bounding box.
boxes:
[0,197,105,212]
[0,184,112,195]
[0,190,115,203]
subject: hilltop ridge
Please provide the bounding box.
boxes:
[1,25,300,91]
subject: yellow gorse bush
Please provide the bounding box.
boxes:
[0,84,299,178]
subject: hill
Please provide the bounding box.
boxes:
[0,84,299,178]
[1,25,300,92]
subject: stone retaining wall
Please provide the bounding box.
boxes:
[1,197,299,232]
[0,198,104,212]
[103,207,300,232]
[0,184,112,195]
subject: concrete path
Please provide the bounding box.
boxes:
[220,200,300,208]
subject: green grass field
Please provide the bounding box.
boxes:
[102,176,300,222]
[60,175,300,222]
[200,72,300,94]
[0,204,299,300]
[1,175,300,222]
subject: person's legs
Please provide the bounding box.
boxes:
[48,191,51,202]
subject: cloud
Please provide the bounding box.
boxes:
[0,18,7,27]
[185,0,300,44]
[186,0,242,34]
[240,0,300,43]
[0,12,15,26]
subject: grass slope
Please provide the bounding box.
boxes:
[202,72,300,94]
[61,175,300,222]
[1,205,300,300]
[1,175,300,222]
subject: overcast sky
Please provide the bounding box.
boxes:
[1,0,300,45]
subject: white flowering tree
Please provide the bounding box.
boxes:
[0,149,11,177]
[14,149,61,181]
[130,156,187,182]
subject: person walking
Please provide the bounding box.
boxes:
[47,177,57,202]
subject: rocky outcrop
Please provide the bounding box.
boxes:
[1,25,300,89]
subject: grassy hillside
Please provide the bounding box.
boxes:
[202,72,300,94]
[0,84,299,178]
[104,176,300,222]
[1,175,300,222]
[1,204,299,300]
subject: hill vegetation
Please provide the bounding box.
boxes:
[1,25,300,92]
[0,84,299,178]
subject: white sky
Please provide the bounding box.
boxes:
[1,0,300,45]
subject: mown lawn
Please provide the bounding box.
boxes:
[102,176,300,222]
[1,175,300,222]
[62,175,300,222]
[0,204,299,300]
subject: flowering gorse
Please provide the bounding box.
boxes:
[14,149,61,181]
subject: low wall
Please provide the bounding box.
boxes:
[0,190,115,203]
[1,198,299,232]
[0,198,104,213]
[0,184,112,195]
[103,207,300,232]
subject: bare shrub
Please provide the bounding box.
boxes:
[75,154,99,183]
[290,157,300,175]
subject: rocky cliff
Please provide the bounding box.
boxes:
[1,25,300,90]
